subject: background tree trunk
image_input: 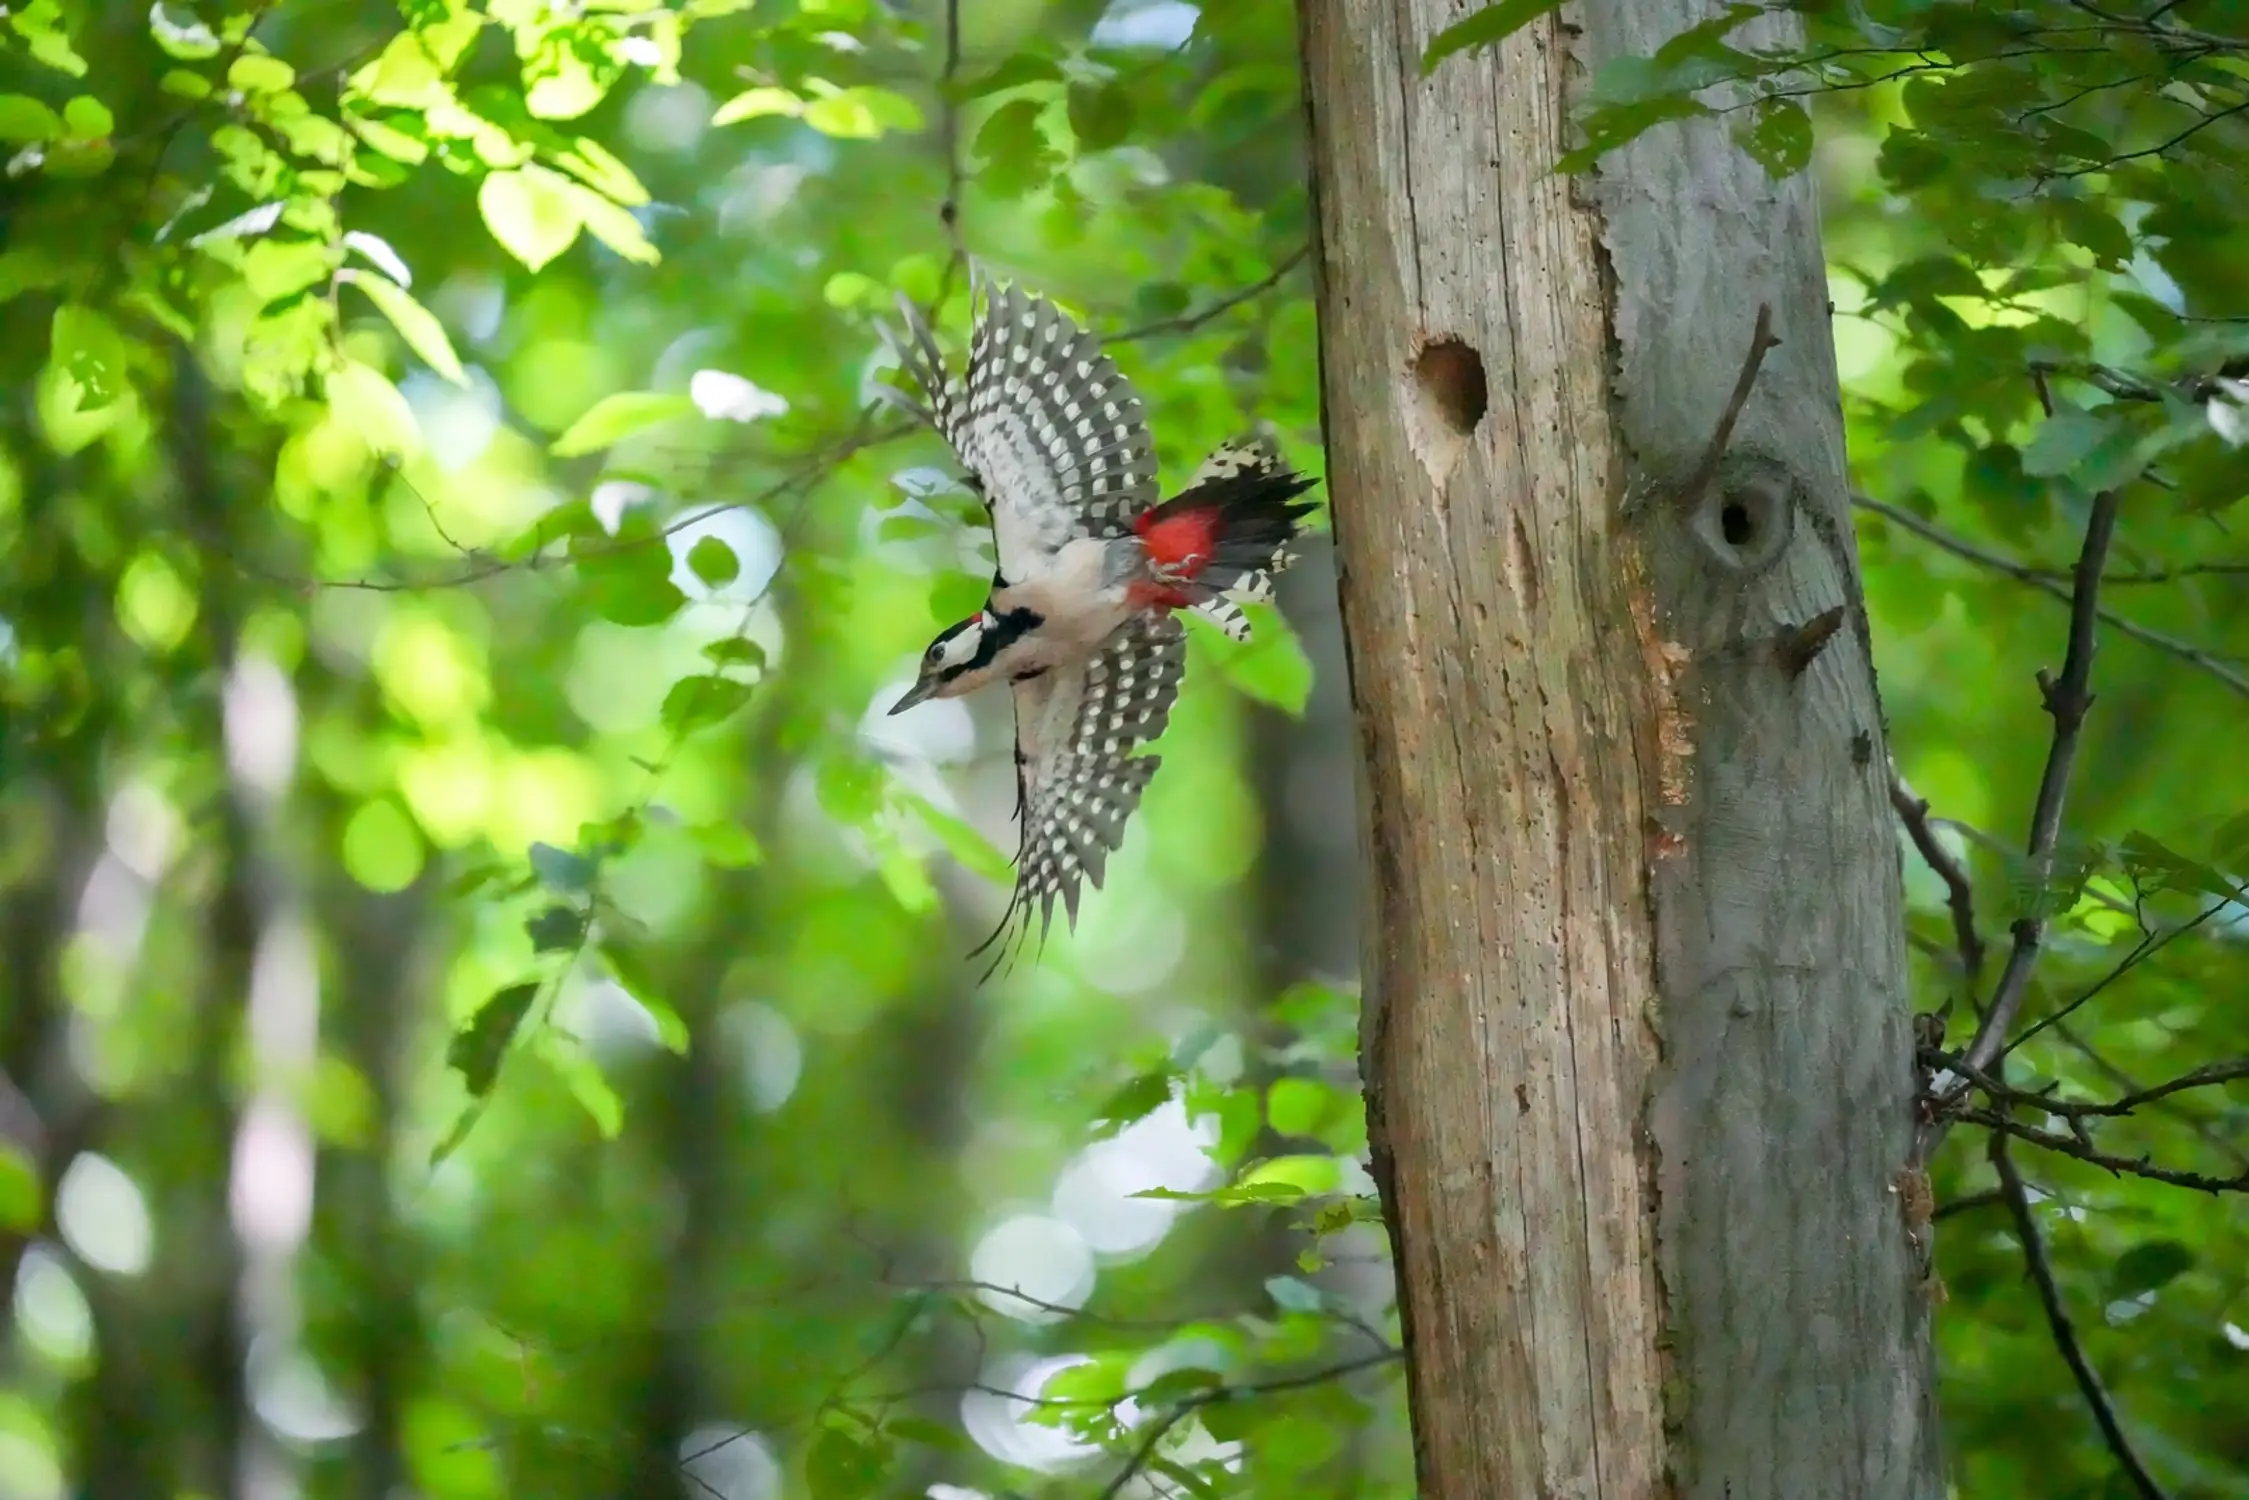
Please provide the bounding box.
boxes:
[1295,1,1944,1495]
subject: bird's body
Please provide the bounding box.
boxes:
[878,267,1318,974]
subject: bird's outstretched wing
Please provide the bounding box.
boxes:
[971,611,1187,979]
[880,265,1160,582]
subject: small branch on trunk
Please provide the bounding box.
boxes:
[1678,303,1779,508]
[1890,770,1987,990]
[1991,1128,2174,1500]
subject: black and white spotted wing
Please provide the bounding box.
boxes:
[970,611,1187,978]
[880,264,1160,581]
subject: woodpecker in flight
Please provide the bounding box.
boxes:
[877,267,1318,975]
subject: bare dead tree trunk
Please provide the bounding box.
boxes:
[1296,2,1942,1496]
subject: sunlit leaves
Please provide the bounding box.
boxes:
[228,52,296,93]
[9,0,88,76]
[712,85,804,125]
[1210,611,1313,716]
[0,1144,40,1231]
[687,536,739,587]
[341,270,470,385]
[0,96,64,143]
[479,164,585,270]
[326,361,422,460]
[550,391,698,455]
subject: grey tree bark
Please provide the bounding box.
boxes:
[1294,1,1943,1496]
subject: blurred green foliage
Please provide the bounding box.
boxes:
[0,0,2243,1497]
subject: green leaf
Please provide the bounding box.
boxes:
[805,1425,889,1500]
[228,52,295,92]
[526,904,586,952]
[949,52,1063,100]
[61,94,111,137]
[551,391,697,456]
[884,1416,967,1453]
[1267,1077,1342,1139]
[1067,80,1132,152]
[712,86,803,126]
[344,271,468,385]
[539,1035,624,1138]
[702,638,767,670]
[1214,614,1313,715]
[447,981,542,1096]
[1093,1068,1175,1138]
[690,821,764,869]
[2021,405,2121,479]
[687,535,739,586]
[528,841,596,893]
[478,164,583,271]
[899,792,1013,883]
[2108,1239,2194,1300]
[0,95,63,143]
[576,535,688,627]
[327,360,422,460]
[0,1144,40,1231]
[660,675,757,733]
[1736,96,1812,178]
[50,302,129,409]
[1264,1274,1325,1313]
[1422,0,1565,73]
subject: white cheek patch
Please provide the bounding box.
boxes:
[939,626,986,671]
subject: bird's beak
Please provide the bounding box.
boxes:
[888,677,937,715]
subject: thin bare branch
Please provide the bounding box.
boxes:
[1108,245,1311,344]
[1955,486,2119,1085]
[1992,1127,2176,1500]
[1857,496,2249,700]
[1962,1108,2249,1194]
[1890,770,1986,988]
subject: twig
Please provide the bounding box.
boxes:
[1856,496,2249,700]
[1094,1350,1402,1500]
[1933,1187,2005,1220]
[2052,1021,2249,1171]
[1961,1108,2249,1193]
[1952,486,2118,1086]
[1991,1128,2175,1500]
[2005,888,2240,1057]
[1107,245,1311,344]
[1678,303,1778,507]
[1890,770,1987,988]
[2027,1058,2249,1120]
[2054,94,2249,177]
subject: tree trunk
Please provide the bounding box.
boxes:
[1294,1,1944,1495]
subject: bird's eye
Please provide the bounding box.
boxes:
[925,642,945,662]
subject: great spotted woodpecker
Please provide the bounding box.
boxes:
[876,266,1318,974]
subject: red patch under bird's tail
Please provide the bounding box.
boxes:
[1130,460,1319,613]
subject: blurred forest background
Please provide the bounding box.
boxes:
[0,0,2245,1497]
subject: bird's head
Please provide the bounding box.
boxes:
[889,611,1002,714]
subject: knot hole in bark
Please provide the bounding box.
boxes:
[1406,335,1486,488]
[1691,466,1793,574]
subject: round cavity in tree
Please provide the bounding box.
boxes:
[1414,338,1487,436]
[1720,499,1754,547]
[1695,473,1793,570]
